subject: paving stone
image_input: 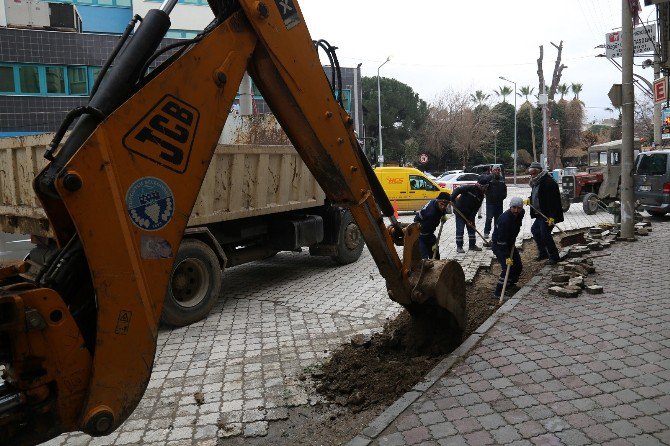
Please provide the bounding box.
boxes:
[54,194,670,445]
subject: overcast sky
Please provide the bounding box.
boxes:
[299,0,657,122]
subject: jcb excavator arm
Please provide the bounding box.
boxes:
[0,0,465,443]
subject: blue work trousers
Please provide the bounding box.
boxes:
[455,213,477,249]
[493,247,522,297]
[484,202,504,235]
[418,233,439,259]
[531,218,559,260]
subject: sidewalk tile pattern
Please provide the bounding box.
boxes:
[43,187,616,445]
[373,219,670,445]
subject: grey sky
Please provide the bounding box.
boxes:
[299,0,657,122]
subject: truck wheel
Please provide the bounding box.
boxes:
[161,239,222,327]
[331,211,364,265]
[561,195,571,213]
[582,193,599,215]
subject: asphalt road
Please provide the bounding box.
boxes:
[0,232,33,262]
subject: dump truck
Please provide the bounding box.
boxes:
[0,114,365,326]
[0,1,466,443]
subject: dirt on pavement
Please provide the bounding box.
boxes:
[221,235,567,446]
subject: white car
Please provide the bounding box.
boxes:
[436,172,482,191]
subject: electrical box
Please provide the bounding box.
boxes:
[4,0,81,32]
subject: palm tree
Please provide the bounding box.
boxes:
[470,90,490,107]
[571,83,583,100]
[518,86,537,162]
[518,85,535,102]
[494,86,513,103]
[557,83,570,101]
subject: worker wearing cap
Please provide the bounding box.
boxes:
[414,192,452,259]
[451,177,489,254]
[527,161,564,264]
[492,197,525,300]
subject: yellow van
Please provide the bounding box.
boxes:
[374,167,451,211]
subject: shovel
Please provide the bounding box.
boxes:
[451,205,491,247]
[432,218,446,260]
[528,204,586,247]
[498,246,515,305]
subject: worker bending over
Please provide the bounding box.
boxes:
[527,162,564,265]
[414,192,451,259]
[452,177,490,254]
[491,197,525,300]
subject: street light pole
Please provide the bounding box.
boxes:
[377,56,390,166]
[499,76,518,185]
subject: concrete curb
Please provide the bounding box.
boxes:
[347,265,552,446]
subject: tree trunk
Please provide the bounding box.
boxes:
[537,42,567,169]
[529,106,537,162]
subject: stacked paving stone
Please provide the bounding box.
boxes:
[547,221,652,299]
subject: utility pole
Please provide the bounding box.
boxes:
[620,0,635,240]
[539,85,549,168]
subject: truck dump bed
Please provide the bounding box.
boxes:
[0,116,325,237]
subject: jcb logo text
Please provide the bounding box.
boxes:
[124,95,199,173]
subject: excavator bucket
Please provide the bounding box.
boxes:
[401,223,467,337]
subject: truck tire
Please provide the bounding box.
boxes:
[331,211,365,265]
[161,239,222,327]
[561,195,571,213]
[582,193,599,215]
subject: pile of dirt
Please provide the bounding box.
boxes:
[315,236,554,413]
[316,310,461,413]
[221,232,586,446]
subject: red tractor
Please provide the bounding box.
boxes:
[560,140,641,214]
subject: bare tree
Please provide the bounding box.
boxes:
[421,90,495,168]
[537,41,568,167]
[634,97,654,143]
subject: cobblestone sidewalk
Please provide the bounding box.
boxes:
[45,187,614,445]
[354,218,670,446]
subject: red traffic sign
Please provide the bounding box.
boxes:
[654,77,668,104]
[419,153,429,164]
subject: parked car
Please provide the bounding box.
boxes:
[374,167,452,211]
[470,164,503,176]
[436,172,482,190]
[633,149,670,216]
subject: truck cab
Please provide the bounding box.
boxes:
[561,139,641,214]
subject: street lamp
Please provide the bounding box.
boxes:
[499,76,517,185]
[377,56,390,166]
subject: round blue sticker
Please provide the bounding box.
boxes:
[126,177,175,231]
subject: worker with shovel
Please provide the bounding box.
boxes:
[451,177,490,254]
[492,197,525,301]
[414,192,451,259]
[527,162,564,265]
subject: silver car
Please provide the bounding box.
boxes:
[633,149,670,216]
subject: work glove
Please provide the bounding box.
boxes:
[440,215,448,223]
[547,217,555,227]
[505,257,513,266]
[523,198,530,206]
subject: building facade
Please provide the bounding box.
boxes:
[0,0,362,136]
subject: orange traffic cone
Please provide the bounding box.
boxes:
[393,200,399,218]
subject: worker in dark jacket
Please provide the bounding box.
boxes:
[492,197,525,299]
[414,192,451,259]
[451,177,489,253]
[484,165,507,238]
[527,162,564,264]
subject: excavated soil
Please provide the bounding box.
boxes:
[221,235,578,446]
